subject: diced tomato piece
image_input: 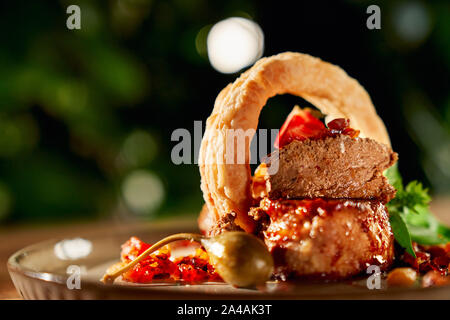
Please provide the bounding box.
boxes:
[118,237,222,284]
[328,118,360,138]
[274,107,359,148]
[120,236,151,261]
[327,118,349,131]
[176,257,212,282]
[122,253,178,283]
[402,242,450,276]
[274,107,326,148]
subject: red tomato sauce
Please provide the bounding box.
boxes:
[119,237,221,283]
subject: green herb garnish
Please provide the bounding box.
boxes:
[385,164,450,258]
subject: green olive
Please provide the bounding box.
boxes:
[101,231,274,288]
[201,232,274,288]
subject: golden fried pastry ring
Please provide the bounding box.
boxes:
[198,52,391,233]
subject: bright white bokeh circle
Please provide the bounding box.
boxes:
[207,17,264,74]
[54,238,92,260]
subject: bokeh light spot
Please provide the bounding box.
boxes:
[392,2,431,44]
[207,17,264,74]
[122,170,164,215]
[54,238,93,260]
[120,130,157,168]
[195,24,211,58]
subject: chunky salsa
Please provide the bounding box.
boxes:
[117,237,221,283]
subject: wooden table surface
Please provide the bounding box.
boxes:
[1,198,449,300]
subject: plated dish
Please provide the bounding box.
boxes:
[101,52,450,290]
[7,222,450,299]
[9,52,449,299]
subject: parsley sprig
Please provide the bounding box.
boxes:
[385,164,450,257]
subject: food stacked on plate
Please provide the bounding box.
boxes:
[247,107,397,280]
[198,52,450,286]
[199,105,399,280]
[103,52,450,288]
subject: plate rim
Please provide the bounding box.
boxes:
[7,229,450,300]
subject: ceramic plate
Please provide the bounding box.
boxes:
[7,221,450,299]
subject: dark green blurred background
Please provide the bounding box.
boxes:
[0,0,449,225]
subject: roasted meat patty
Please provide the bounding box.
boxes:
[262,135,398,203]
[250,198,394,280]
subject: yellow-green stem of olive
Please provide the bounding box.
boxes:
[101,231,274,288]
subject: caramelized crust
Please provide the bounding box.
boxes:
[250,198,394,280]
